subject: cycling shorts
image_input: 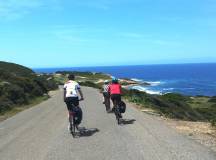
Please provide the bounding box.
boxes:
[65,97,79,111]
[111,94,121,103]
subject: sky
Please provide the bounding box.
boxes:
[0,0,216,68]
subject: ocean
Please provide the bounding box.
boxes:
[34,63,216,96]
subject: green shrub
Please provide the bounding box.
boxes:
[79,81,101,89]
[208,96,216,103]
[211,118,216,127]
[0,61,59,114]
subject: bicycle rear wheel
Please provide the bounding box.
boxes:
[114,106,121,125]
[71,120,76,137]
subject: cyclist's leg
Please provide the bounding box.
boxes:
[106,95,111,111]
[104,93,111,111]
[65,97,75,131]
[113,98,119,116]
[116,95,122,118]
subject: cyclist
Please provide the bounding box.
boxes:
[102,80,110,112]
[63,74,84,131]
[108,77,122,118]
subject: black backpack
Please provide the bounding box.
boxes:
[119,101,126,113]
[73,106,83,125]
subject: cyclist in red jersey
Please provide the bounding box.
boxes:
[108,78,122,111]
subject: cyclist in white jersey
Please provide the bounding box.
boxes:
[102,80,111,112]
[63,74,84,130]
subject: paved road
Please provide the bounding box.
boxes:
[0,87,216,160]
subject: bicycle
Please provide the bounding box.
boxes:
[113,99,122,125]
[69,99,83,137]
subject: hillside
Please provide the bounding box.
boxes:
[0,61,58,114]
[0,61,34,76]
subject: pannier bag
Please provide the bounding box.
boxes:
[73,106,83,125]
[119,101,126,113]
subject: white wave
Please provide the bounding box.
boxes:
[131,86,162,95]
[131,79,163,86]
[146,81,162,86]
[162,88,174,91]
[131,78,144,82]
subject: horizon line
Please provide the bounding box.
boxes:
[32,62,216,69]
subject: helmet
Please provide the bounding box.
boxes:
[112,77,118,83]
[68,74,75,80]
[104,80,109,84]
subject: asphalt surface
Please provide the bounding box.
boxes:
[0,87,216,160]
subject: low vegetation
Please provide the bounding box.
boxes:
[0,61,58,114]
[56,71,111,81]
[123,89,216,123]
[79,81,102,89]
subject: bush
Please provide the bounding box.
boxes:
[79,81,101,89]
[211,118,216,127]
[0,97,13,113]
[208,96,216,103]
[6,84,25,104]
[0,62,59,114]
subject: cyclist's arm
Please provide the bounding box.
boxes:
[63,84,67,102]
[63,88,66,102]
[78,89,84,100]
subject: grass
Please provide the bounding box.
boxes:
[0,95,49,122]
[54,72,111,84]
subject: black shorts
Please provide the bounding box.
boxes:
[65,97,79,111]
[111,94,121,103]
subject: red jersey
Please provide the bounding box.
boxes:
[109,84,121,94]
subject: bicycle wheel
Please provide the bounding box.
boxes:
[71,118,76,137]
[114,106,121,125]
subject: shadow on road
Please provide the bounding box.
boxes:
[120,119,136,125]
[73,127,99,138]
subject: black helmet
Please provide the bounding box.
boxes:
[68,74,75,80]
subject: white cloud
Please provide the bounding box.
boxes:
[0,0,143,20]
[0,0,63,20]
[0,0,43,19]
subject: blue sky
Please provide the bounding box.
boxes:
[0,0,216,68]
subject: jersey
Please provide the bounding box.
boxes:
[108,84,121,95]
[63,80,81,98]
[103,84,110,93]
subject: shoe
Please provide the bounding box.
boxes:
[107,110,111,113]
[107,109,113,113]
[68,123,73,132]
[68,124,71,131]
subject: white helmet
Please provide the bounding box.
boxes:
[104,80,109,84]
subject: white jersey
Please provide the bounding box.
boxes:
[103,84,110,93]
[63,80,81,98]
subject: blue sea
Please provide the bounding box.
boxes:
[34,63,216,96]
